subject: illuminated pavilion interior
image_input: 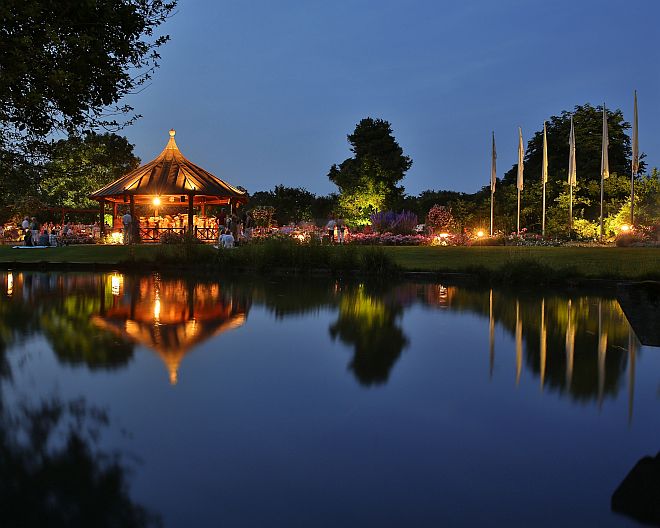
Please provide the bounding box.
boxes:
[90,129,248,239]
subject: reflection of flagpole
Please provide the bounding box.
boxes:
[565,300,575,390]
[516,300,522,386]
[540,298,546,391]
[597,300,607,408]
[489,289,495,379]
[628,328,636,425]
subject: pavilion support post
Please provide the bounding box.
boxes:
[113,202,118,228]
[129,195,135,244]
[188,194,194,235]
[201,201,206,217]
[99,199,106,237]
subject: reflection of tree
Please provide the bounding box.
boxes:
[329,286,408,386]
[0,272,135,372]
[41,295,134,369]
[0,397,160,527]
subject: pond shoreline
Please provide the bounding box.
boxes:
[0,258,656,291]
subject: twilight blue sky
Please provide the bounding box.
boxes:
[123,0,660,195]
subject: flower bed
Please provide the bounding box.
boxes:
[349,232,431,246]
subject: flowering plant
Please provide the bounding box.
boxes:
[426,205,455,234]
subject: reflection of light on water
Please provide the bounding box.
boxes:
[154,298,161,321]
[7,272,13,296]
[111,274,122,296]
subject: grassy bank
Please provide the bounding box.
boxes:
[0,244,658,282]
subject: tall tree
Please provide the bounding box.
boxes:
[0,0,176,157]
[40,132,140,209]
[328,118,411,225]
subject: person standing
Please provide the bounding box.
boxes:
[325,216,336,243]
[230,213,239,243]
[244,211,254,241]
[122,209,132,244]
[336,218,345,244]
[30,217,40,245]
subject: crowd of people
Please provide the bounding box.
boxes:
[0,217,100,246]
[2,209,349,247]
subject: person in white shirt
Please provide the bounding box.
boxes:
[21,217,29,230]
[219,228,235,248]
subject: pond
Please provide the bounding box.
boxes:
[0,271,658,527]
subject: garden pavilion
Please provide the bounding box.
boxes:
[90,129,248,242]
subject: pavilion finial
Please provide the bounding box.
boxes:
[169,129,176,137]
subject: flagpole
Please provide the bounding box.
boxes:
[542,122,547,237]
[568,116,576,239]
[490,131,496,237]
[517,127,524,235]
[600,104,609,241]
[517,191,520,235]
[569,184,573,236]
[631,90,639,226]
[490,188,494,237]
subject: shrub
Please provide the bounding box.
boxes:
[469,236,505,246]
[252,206,275,228]
[572,218,599,240]
[426,205,455,234]
[369,210,418,234]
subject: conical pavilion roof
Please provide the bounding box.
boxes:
[90,129,248,204]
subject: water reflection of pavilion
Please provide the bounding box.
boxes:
[92,274,249,384]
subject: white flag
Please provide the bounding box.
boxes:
[491,132,497,193]
[517,127,524,191]
[632,91,639,174]
[542,122,548,184]
[601,105,609,180]
[568,116,576,186]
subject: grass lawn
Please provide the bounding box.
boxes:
[383,246,660,279]
[0,244,658,280]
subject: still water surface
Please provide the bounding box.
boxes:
[0,271,658,527]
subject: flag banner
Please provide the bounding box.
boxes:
[601,105,609,180]
[491,132,497,193]
[632,91,639,174]
[542,122,548,184]
[517,127,524,191]
[568,116,577,186]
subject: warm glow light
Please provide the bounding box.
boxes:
[439,233,449,238]
[153,197,161,206]
[154,299,161,321]
[111,274,123,296]
[477,230,485,238]
[620,224,630,232]
[7,272,13,296]
[110,232,123,244]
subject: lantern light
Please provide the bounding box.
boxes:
[620,224,630,232]
[477,230,485,238]
[153,197,161,206]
